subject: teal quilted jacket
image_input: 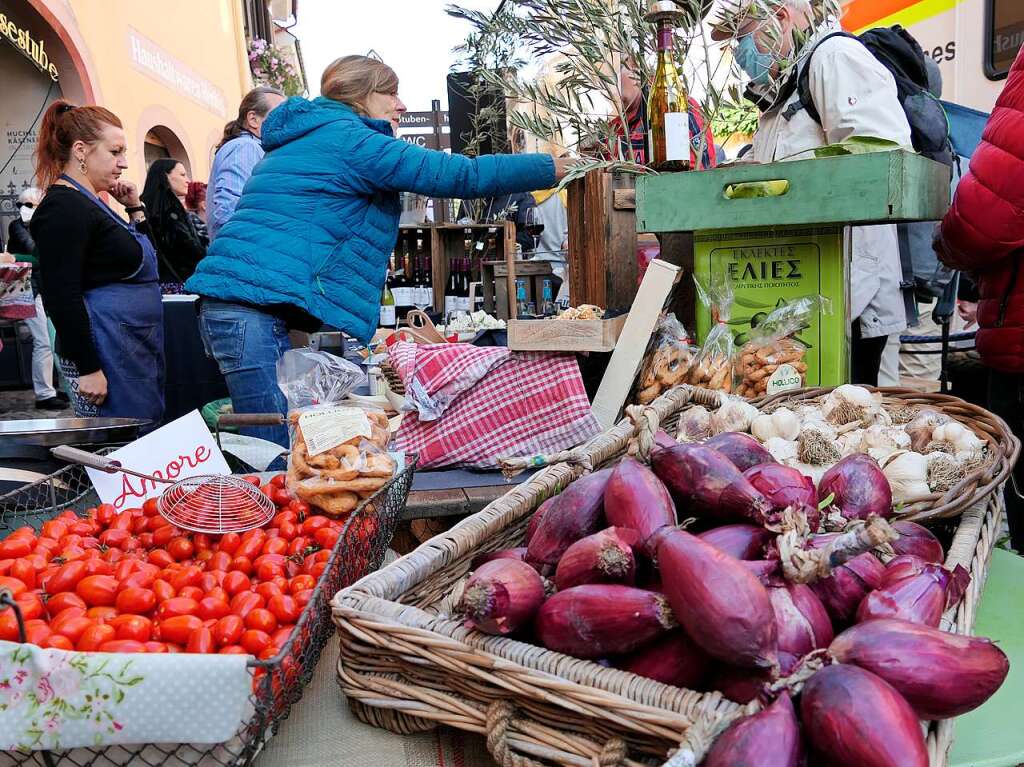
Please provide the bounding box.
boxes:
[186,96,556,341]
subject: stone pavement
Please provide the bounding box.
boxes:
[0,387,73,421]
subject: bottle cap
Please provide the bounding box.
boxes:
[644,0,688,24]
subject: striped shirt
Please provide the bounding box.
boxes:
[208,131,265,241]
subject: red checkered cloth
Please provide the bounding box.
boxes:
[388,342,600,469]
[388,342,510,421]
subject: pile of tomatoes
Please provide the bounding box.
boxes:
[0,475,345,659]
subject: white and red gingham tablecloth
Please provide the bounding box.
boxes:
[388,342,600,470]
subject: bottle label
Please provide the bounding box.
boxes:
[392,287,406,306]
[379,304,396,327]
[456,296,471,313]
[664,112,690,163]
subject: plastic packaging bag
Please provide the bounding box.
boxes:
[277,349,396,518]
[736,296,831,399]
[636,313,698,405]
[691,274,736,393]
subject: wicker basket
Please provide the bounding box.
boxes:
[332,385,1008,767]
[748,386,1020,524]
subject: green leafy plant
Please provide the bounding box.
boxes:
[248,38,304,96]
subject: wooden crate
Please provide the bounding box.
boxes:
[507,313,627,352]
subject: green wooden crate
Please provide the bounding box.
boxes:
[635,150,950,233]
[693,225,849,388]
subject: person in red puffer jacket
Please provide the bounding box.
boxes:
[935,44,1024,546]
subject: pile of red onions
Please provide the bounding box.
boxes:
[453,415,1007,766]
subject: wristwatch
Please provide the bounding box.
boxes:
[124,204,146,215]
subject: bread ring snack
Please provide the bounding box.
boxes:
[734,297,824,398]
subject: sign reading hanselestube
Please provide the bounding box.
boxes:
[0,12,58,80]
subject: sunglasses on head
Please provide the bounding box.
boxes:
[18,202,36,209]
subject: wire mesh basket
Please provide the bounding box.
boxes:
[0,454,417,767]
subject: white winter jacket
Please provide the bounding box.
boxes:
[751,22,912,339]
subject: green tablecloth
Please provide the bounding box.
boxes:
[951,548,1024,767]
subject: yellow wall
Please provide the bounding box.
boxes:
[47,0,252,185]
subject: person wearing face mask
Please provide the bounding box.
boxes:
[7,187,66,410]
[709,0,912,386]
[186,55,575,447]
[141,158,208,291]
[29,100,164,429]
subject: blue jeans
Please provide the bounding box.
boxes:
[198,300,290,448]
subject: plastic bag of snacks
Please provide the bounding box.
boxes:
[636,313,698,404]
[277,349,397,518]
[736,296,830,398]
[692,274,736,393]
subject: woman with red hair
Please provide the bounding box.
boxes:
[30,100,164,430]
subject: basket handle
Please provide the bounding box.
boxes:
[218,413,286,427]
[51,445,121,473]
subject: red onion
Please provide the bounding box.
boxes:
[744,463,820,530]
[881,554,929,586]
[703,694,803,767]
[698,524,773,560]
[524,497,553,546]
[743,560,782,581]
[651,443,772,525]
[890,521,944,563]
[554,527,639,591]
[461,559,545,635]
[526,468,611,567]
[704,432,776,472]
[829,618,1009,719]
[616,630,709,689]
[712,652,799,705]
[534,584,675,659]
[817,454,893,520]
[657,528,777,669]
[856,564,970,627]
[769,579,834,656]
[807,537,885,625]
[603,457,676,553]
[654,429,678,450]
[801,664,927,767]
[471,547,529,570]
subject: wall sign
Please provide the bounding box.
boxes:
[0,12,59,80]
[127,26,227,117]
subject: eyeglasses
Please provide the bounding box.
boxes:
[17,202,36,209]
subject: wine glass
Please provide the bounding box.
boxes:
[524,207,544,255]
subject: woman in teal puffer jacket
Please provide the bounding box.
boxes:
[186,55,570,446]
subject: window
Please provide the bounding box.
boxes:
[987,0,1024,80]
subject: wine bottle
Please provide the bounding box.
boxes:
[380,272,397,328]
[444,257,458,317]
[416,239,431,308]
[457,257,471,313]
[648,19,690,172]
[392,240,409,311]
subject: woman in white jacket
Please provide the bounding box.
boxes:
[709,0,911,385]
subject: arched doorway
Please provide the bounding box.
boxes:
[144,125,192,175]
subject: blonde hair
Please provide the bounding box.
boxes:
[320,55,399,116]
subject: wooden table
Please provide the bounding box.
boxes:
[401,484,510,521]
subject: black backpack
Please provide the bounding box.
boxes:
[796,25,953,166]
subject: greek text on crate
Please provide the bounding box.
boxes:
[113,445,213,509]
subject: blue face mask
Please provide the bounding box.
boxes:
[734,33,775,87]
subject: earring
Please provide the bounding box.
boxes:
[78,157,87,175]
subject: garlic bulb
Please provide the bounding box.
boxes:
[677,406,712,442]
[905,409,951,452]
[798,422,841,465]
[765,437,798,463]
[932,421,985,455]
[796,405,828,426]
[710,397,759,435]
[881,450,930,502]
[821,385,882,426]
[750,408,801,442]
[927,452,965,493]
[861,425,911,452]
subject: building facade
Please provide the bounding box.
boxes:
[0,0,304,235]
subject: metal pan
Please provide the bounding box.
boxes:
[0,417,149,447]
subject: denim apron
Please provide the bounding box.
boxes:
[58,175,165,431]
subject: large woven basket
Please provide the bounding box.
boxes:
[748,386,1020,523]
[332,385,1007,766]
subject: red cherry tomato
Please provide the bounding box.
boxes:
[47,591,87,615]
[24,620,53,646]
[41,520,68,540]
[158,615,203,645]
[217,533,241,555]
[153,578,176,603]
[151,525,177,548]
[301,516,330,536]
[314,528,340,550]
[99,639,146,653]
[230,591,263,618]
[213,614,245,647]
[10,559,37,589]
[157,597,199,619]
[177,585,205,602]
[220,644,248,655]
[0,536,34,559]
[289,575,316,594]
[143,641,169,653]
[292,589,314,609]
[148,549,175,568]
[262,537,288,557]
[77,623,116,651]
[113,615,153,642]
[81,558,114,577]
[240,629,271,655]
[167,537,194,562]
[169,566,202,593]
[270,474,287,488]
[276,521,298,542]
[196,597,230,621]
[267,594,301,624]
[244,607,277,634]
[206,586,229,604]
[230,556,253,575]
[288,499,311,520]
[186,626,215,654]
[206,551,232,573]
[0,575,27,598]
[43,634,75,651]
[235,533,265,561]
[116,587,157,615]
[44,561,87,594]
[85,606,118,624]
[255,582,283,601]
[222,571,251,596]
[108,512,133,532]
[75,574,119,607]
[142,498,160,517]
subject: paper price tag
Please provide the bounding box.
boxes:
[299,407,372,456]
[767,363,803,396]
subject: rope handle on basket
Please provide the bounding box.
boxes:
[660,702,761,767]
[499,448,595,479]
[485,700,628,767]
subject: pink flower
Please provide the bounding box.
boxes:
[113,721,123,731]
[35,676,54,704]
[43,717,60,733]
